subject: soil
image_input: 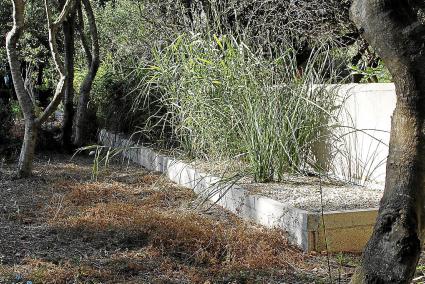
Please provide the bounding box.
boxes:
[0,153,361,283]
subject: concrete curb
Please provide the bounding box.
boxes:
[99,129,378,252]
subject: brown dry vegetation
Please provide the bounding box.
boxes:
[0,154,358,283]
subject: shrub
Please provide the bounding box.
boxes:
[90,0,352,182]
[0,99,15,157]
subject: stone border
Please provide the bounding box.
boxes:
[99,129,378,252]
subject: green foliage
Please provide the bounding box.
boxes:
[0,100,14,155]
[0,0,55,95]
[0,0,11,74]
[349,60,392,83]
[10,100,22,118]
[90,0,346,181]
[0,100,13,134]
[139,34,339,181]
[90,0,172,138]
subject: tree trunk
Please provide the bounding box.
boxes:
[6,0,37,178]
[350,1,425,283]
[36,63,44,86]
[74,0,99,147]
[74,76,91,146]
[6,0,76,177]
[17,119,38,178]
[61,11,76,152]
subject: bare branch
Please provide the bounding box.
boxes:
[44,0,76,75]
[82,0,100,70]
[76,1,92,66]
[54,0,77,26]
[6,0,35,121]
[38,0,76,124]
[36,76,66,124]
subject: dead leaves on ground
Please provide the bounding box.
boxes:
[1,158,305,283]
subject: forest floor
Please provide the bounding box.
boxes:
[0,154,368,283]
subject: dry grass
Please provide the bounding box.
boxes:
[47,177,303,280]
[53,202,301,268]
[0,154,355,283]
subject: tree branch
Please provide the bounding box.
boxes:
[82,0,99,71]
[6,0,35,121]
[37,0,76,124]
[54,0,77,26]
[74,0,100,146]
[76,1,92,66]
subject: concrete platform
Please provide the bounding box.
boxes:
[98,129,379,253]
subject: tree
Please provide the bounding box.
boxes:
[3,0,56,103]
[349,0,425,283]
[73,0,100,147]
[6,0,75,177]
[61,1,77,152]
[160,0,356,53]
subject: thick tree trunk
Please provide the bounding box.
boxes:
[350,1,425,283]
[17,119,38,178]
[73,0,99,147]
[61,11,76,152]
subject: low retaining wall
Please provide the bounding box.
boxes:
[99,129,378,252]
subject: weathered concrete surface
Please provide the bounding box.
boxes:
[99,129,379,252]
[330,83,396,185]
[308,209,378,252]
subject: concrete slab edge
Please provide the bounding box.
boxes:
[98,129,378,252]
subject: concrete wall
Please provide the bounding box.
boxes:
[328,83,396,185]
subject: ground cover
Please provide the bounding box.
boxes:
[0,154,360,283]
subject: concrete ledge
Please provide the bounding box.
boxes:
[99,129,378,252]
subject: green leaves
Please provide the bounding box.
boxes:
[348,60,392,83]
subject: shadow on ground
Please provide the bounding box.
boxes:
[0,154,358,283]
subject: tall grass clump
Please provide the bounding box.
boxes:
[139,34,340,182]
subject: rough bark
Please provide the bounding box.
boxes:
[6,0,38,178]
[73,0,99,147]
[349,1,425,283]
[17,118,38,176]
[61,9,76,152]
[6,0,75,178]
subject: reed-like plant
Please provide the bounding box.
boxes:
[136,34,340,182]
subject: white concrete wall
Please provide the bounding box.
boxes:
[330,83,396,185]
